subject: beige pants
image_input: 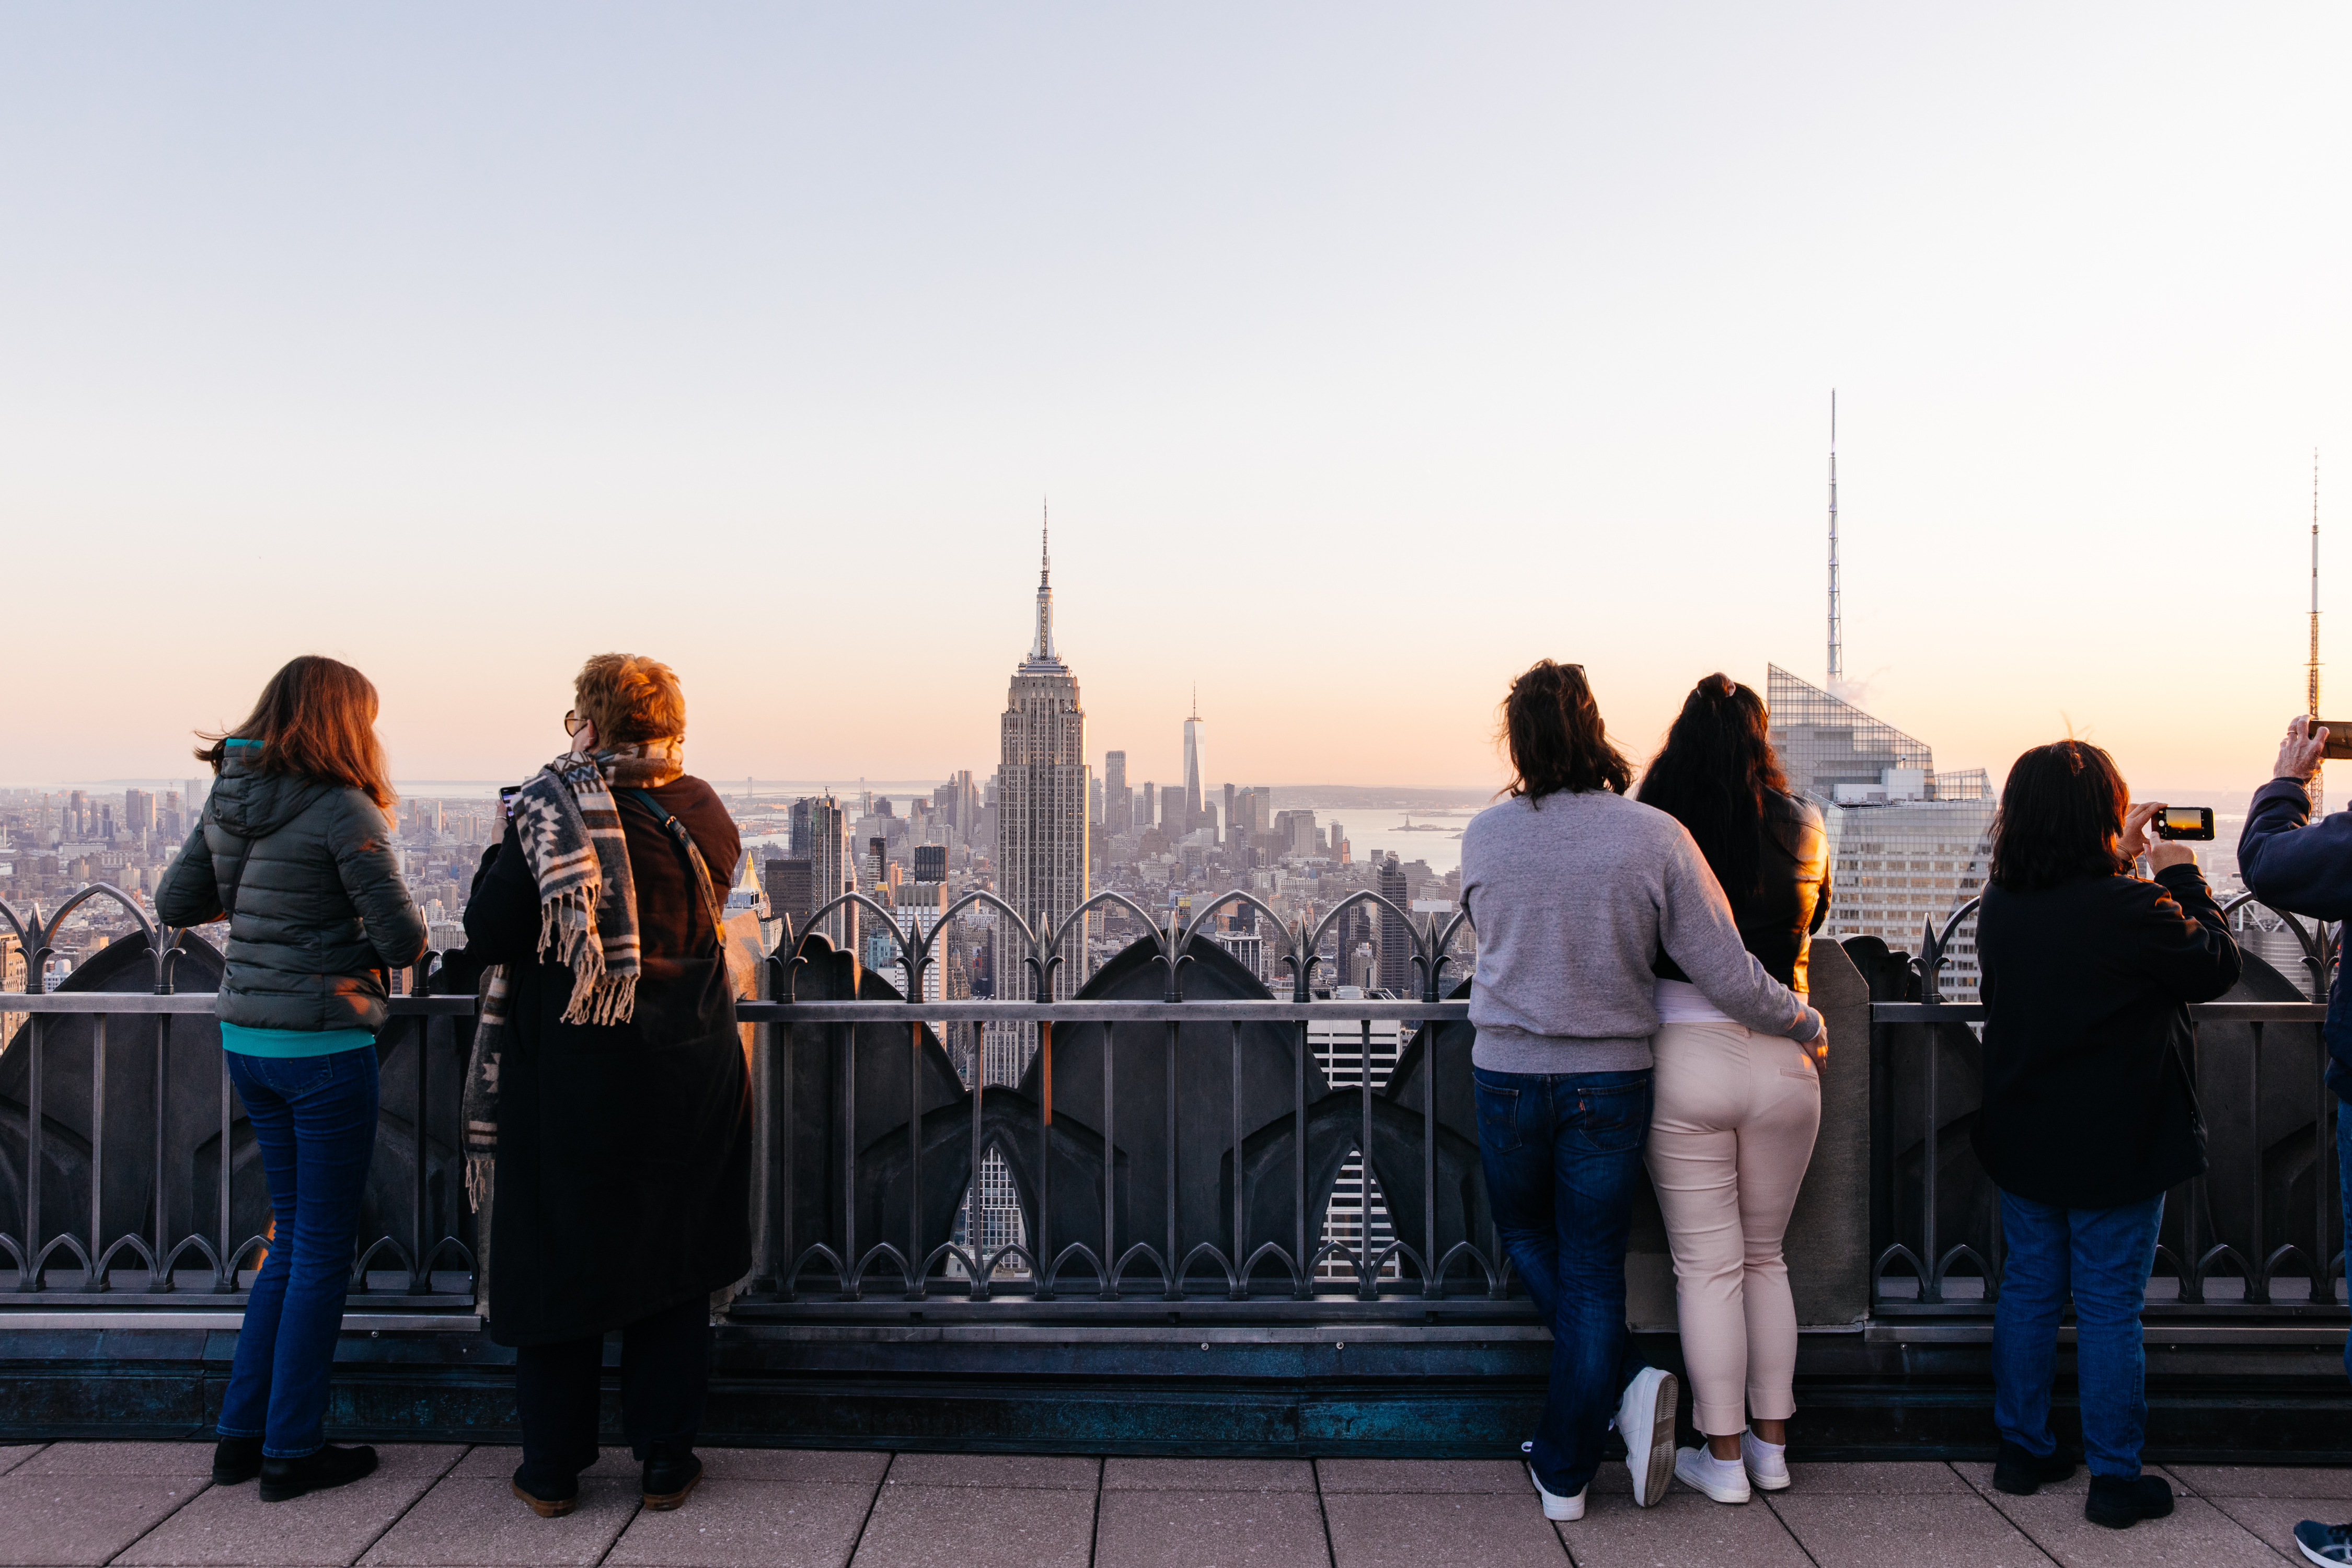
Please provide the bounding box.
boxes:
[1645,1018,1823,1436]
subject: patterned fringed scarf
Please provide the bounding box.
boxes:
[463,739,684,1211]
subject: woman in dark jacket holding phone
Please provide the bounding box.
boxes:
[462,653,750,1520]
[1972,741,2239,1531]
[155,655,425,1503]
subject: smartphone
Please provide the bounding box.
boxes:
[499,786,521,823]
[2152,805,2215,841]
[2316,721,2352,760]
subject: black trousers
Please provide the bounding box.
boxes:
[514,1295,710,1486]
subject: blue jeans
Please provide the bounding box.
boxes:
[218,1047,379,1458]
[1991,1189,2164,1478]
[2337,1099,2350,1382]
[1474,1066,1655,1497]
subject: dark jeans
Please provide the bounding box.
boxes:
[1473,1066,1655,1497]
[217,1047,381,1458]
[2338,1102,2351,1383]
[514,1295,712,1492]
[1991,1189,2165,1478]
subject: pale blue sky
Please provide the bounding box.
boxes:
[3,5,2346,794]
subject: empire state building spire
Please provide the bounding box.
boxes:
[1025,501,1060,668]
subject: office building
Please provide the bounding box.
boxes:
[914,843,947,883]
[764,858,815,940]
[1768,665,1994,997]
[795,794,856,951]
[1104,751,1129,836]
[1182,695,1207,838]
[1309,997,1406,1283]
[1376,856,1413,994]
[994,520,1090,1001]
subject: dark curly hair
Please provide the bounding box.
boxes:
[1501,660,1633,805]
[1637,674,1788,899]
[1988,740,2131,891]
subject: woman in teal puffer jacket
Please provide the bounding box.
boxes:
[156,655,423,1503]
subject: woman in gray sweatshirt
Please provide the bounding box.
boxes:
[1461,660,1823,1525]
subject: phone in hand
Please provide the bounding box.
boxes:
[2152,805,2215,841]
[2317,721,2352,760]
[499,786,521,824]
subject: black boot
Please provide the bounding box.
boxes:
[642,1443,704,1512]
[510,1467,580,1519]
[257,1443,378,1503]
[2085,1473,2175,1529]
[1991,1439,2078,1496]
[212,1436,263,1485]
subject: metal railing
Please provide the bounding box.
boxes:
[1871,894,2345,1316]
[734,884,1495,1314]
[17,873,2341,1330]
[0,883,474,1304]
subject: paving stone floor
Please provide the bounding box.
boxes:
[0,1442,2343,1567]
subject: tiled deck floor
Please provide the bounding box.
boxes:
[0,1442,2343,1567]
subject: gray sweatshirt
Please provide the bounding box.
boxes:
[1461,788,1822,1074]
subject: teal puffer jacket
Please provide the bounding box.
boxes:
[155,750,426,1033]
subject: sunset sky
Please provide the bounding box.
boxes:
[3,5,2347,800]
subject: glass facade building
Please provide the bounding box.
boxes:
[1767,665,1995,998]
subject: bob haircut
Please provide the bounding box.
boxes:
[196,655,396,810]
[1637,674,1788,899]
[1501,659,1634,804]
[575,653,686,746]
[1988,740,2132,891]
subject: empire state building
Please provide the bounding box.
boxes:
[995,518,1090,998]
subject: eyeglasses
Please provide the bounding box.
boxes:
[563,710,579,736]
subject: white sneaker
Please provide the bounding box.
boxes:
[1526,1461,1587,1521]
[1616,1366,1679,1508]
[1675,1445,1752,1504]
[1742,1429,1790,1492]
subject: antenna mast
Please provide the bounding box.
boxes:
[1827,390,1843,688]
[2311,452,2324,815]
[2310,451,2322,720]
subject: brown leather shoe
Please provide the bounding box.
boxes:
[510,1478,578,1518]
[641,1454,704,1512]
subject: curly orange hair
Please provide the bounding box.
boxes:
[573,653,686,745]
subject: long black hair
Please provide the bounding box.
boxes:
[1501,660,1634,804]
[1988,740,2131,890]
[1636,673,1787,898]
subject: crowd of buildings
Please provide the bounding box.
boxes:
[0,526,2308,1276]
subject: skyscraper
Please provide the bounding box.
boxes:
[995,517,1090,999]
[1182,691,1207,838]
[1768,665,1994,996]
[1376,856,1412,994]
[797,794,856,951]
[1104,751,1129,835]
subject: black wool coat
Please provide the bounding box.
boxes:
[463,775,751,1346]
[1971,864,2241,1210]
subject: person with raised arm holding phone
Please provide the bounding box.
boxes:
[1972,741,2239,1532]
[2238,717,2352,1566]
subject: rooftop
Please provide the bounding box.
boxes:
[0,1439,2335,1567]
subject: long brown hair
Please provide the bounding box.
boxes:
[196,656,397,809]
[1638,674,1788,898]
[1988,740,2130,891]
[1501,659,1633,805]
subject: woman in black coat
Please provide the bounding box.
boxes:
[1971,741,2239,1531]
[462,653,750,1519]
